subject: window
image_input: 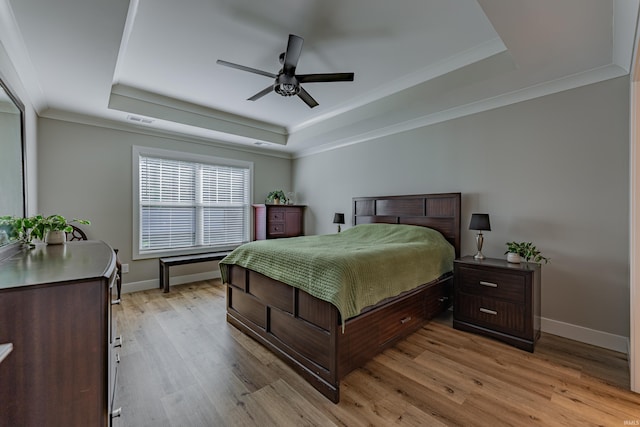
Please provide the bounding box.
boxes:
[133,146,253,259]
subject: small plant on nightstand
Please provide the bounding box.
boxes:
[505,241,549,264]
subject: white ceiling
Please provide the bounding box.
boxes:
[1,0,638,157]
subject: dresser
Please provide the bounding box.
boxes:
[253,204,305,240]
[0,241,121,426]
[453,256,541,352]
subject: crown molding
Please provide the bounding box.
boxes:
[39,108,293,159]
[614,0,640,72]
[292,63,628,159]
[109,83,288,145]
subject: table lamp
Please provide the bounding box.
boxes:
[469,213,491,260]
[333,213,345,233]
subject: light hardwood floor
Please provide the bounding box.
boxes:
[113,279,640,426]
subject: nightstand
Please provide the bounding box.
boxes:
[453,256,541,352]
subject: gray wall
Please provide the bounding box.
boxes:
[37,119,292,284]
[293,77,630,338]
[22,62,634,341]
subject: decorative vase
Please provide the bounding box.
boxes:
[46,230,66,245]
[507,252,521,263]
[273,198,280,205]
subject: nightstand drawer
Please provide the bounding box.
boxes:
[457,266,525,303]
[455,293,525,335]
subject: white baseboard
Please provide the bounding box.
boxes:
[120,278,629,354]
[541,317,629,354]
[121,270,222,294]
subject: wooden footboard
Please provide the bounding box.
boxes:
[226,265,452,402]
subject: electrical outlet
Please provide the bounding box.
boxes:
[121,263,129,274]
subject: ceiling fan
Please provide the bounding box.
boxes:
[216,34,354,108]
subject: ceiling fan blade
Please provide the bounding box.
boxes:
[297,87,319,108]
[216,60,277,79]
[297,73,355,83]
[283,34,304,76]
[247,85,274,101]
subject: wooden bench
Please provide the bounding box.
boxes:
[159,251,231,293]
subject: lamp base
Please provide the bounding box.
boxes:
[474,232,485,260]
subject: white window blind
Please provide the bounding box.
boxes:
[134,147,252,258]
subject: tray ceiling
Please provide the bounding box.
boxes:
[2,0,638,156]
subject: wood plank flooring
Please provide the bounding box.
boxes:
[113,279,640,426]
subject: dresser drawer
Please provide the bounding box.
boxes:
[457,266,525,303]
[455,292,525,336]
[110,344,121,422]
[268,209,286,221]
[268,222,286,235]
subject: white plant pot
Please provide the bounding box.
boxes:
[46,230,66,245]
[507,252,521,263]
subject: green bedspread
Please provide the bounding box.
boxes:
[219,223,454,323]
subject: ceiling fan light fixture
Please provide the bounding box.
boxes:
[274,82,299,97]
[274,74,299,97]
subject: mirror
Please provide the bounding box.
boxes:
[0,78,26,247]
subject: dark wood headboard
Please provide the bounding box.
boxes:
[353,193,461,258]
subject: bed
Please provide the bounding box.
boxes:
[220,193,461,402]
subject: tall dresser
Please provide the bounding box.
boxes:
[253,204,305,240]
[0,241,121,426]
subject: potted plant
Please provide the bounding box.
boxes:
[0,215,90,247]
[266,190,287,205]
[504,241,549,264]
[0,215,38,247]
[38,214,90,244]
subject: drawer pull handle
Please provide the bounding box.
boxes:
[111,407,122,418]
[111,298,121,305]
[114,335,123,348]
[400,316,412,324]
[480,307,498,315]
[479,281,498,288]
[438,296,449,302]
